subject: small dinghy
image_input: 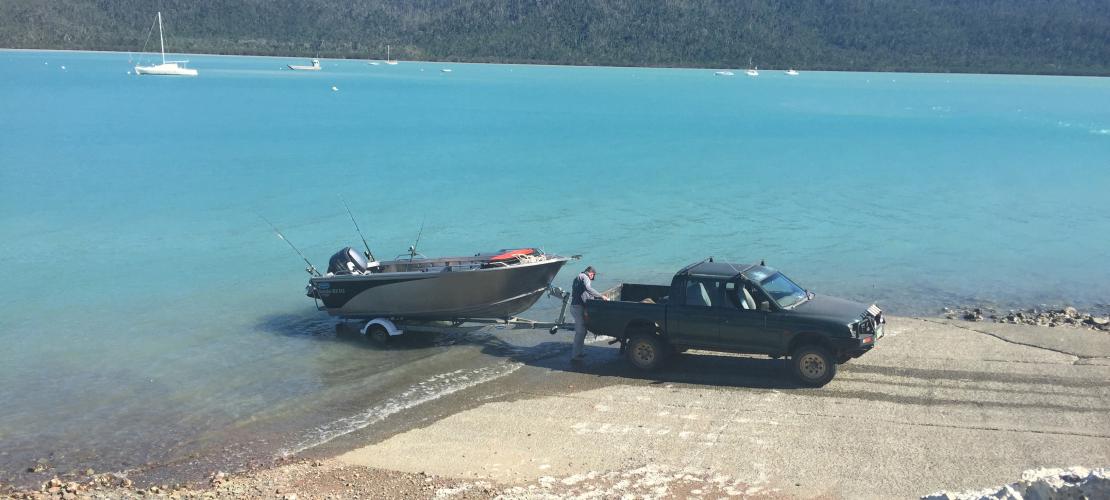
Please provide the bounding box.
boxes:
[288,59,321,71]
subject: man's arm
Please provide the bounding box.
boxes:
[583,275,606,299]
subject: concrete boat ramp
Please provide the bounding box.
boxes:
[333,316,1110,498]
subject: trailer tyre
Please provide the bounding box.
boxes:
[626,335,667,371]
[791,345,836,387]
[366,324,390,344]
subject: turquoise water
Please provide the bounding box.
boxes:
[1,50,1109,484]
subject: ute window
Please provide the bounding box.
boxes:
[759,272,808,309]
[684,280,717,308]
[725,282,758,310]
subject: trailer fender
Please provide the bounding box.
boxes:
[361,318,404,337]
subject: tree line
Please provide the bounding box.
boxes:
[1,0,1107,75]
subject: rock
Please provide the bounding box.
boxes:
[1064,306,1078,317]
[283,494,298,500]
[1089,316,1109,326]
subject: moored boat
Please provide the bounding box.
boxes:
[288,59,321,71]
[133,12,198,76]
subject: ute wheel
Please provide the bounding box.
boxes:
[366,324,390,344]
[791,345,836,387]
[626,335,667,371]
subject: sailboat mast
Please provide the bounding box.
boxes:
[157,11,166,64]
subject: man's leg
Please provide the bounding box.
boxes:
[571,305,586,358]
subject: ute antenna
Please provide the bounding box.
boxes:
[408,217,425,260]
[259,214,320,276]
[338,194,375,261]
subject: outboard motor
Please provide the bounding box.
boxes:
[327,246,370,275]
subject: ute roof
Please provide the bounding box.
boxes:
[677,260,777,280]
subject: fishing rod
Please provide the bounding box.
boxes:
[338,194,375,262]
[408,217,426,260]
[259,214,320,276]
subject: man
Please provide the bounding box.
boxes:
[570,266,608,361]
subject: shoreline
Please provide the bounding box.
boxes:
[5,311,1110,499]
[3,47,1108,79]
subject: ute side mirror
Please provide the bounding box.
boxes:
[759,301,771,312]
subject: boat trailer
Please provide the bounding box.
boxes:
[356,286,575,342]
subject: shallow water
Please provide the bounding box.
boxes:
[1,50,1108,484]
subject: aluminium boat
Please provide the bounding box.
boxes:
[306,247,570,320]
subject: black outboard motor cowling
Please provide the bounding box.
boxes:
[327,246,370,274]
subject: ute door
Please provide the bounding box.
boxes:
[718,281,779,354]
[671,278,722,347]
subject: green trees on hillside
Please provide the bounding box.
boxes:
[1,0,1107,75]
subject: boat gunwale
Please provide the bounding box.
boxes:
[309,254,571,282]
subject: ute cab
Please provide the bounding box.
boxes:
[584,259,885,386]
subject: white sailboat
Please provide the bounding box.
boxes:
[785,68,800,76]
[745,57,759,77]
[134,12,198,77]
[384,45,399,65]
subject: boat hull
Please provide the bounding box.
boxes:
[134,63,197,76]
[309,257,569,320]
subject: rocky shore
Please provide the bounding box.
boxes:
[943,305,1110,331]
[924,466,1110,500]
[3,460,500,500]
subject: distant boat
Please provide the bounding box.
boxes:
[714,70,735,76]
[384,45,399,65]
[441,68,452,73]
[288,59,321,71]
[745,57,759,77]
[368,61,380,66]
[133,12,198,77]
[785,68,800,76]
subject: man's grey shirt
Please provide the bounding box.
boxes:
[573,272,604,305]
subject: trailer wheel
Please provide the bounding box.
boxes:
[626,335,667,371]
[366,324,390,344]
[791,345,836,387]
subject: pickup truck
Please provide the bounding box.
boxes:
[585,259,884,386]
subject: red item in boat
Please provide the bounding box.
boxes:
[490,248,535,261]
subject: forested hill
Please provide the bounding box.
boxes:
[2,0,1109,76]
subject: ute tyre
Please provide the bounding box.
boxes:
[792,345,836,387]
[626,335,667,371]
[366,324,390,344]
